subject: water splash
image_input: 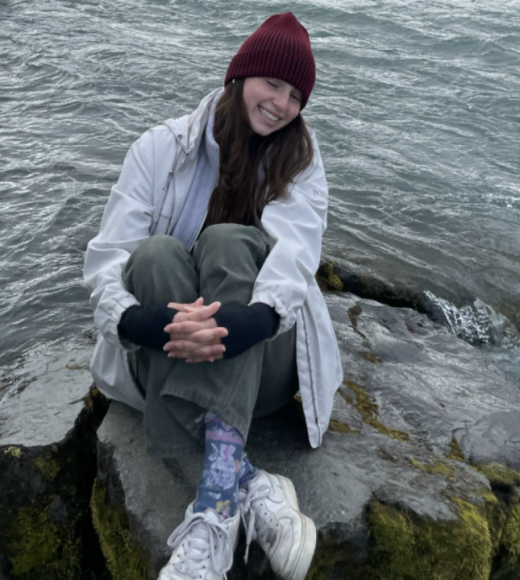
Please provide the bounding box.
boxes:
[421,291,519,347]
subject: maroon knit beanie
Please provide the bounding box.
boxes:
[225,12,316,109]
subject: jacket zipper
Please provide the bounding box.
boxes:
[301,308,322,443]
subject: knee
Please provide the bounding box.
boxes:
[198,224,245,246]
[129,235,186,269]
[197,224,266,254]
[195,224,268,271]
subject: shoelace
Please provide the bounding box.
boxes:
[240,479,281,563]
[165,512,233,579]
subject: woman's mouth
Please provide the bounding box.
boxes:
[259,106,280,122]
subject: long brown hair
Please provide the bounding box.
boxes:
[205,79,314,227]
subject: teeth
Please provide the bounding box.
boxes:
[259,106,279,122]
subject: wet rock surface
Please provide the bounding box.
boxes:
[94,292,520,580]
[0,348,108,580]
[455,411,520,471]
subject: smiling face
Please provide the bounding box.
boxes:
[242,77,302,136]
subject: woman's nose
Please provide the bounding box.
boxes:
[272,90,290,111]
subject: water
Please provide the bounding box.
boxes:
[1,0,520,400]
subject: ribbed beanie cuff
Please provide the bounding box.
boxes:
[225,12,316,109]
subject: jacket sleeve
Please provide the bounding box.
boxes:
[251,131,328,335]
[83,130,157,349]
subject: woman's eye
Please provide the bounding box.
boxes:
[267,80,278,88]
[291,94,302,103]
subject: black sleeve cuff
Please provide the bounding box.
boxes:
[212,302,279,359]
[118,304,179,351]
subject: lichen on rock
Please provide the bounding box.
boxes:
[33,454,61,481]
[7,499,80,579]
[473,463,520,490]
[342,380,410,442]
[91,478,148,580]
[329,419,360,435]
[316,261,344,292]
[407,456,455,478]
[448,438,465,462]
[368,500,492,580]
[0,350,110,580]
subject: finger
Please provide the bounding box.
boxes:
[189,328,227,344]
[164,333,224,353]
[166,303,221,327]
[165,324,221,341]
[177,302,221,322]
[181,297,205,313]
[167,297,204,312]
[167,302,191,312]
[165,318,220,335]
[168,306,199,323]
[167,331,224,348]
[166,342,226,358]
[164,339,225,355]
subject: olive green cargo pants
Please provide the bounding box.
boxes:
[123,224,298,456]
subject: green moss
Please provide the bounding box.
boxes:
[66,363,90,370]
[91,478,148,580]
[472,463,520,490]
[33,455,60,481]
[448,438,465,462]
[343,380,410,442]
[329,419,360,435]
[368,500,491,580]
[4,446,23,458]
[502,503,520,558]
[477,489,506,554]
[7,501,80,579]
[359,351,381,364]
[316,262,344,292]
[408,457,455,478]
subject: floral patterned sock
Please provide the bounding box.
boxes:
[193,412,244,519]
[239,453,259,488]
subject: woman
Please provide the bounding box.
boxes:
[84,12,343,580]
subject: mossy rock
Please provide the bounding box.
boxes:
[0,384,110,579]
[316,261,344,292]
[473,463,520,491]
[368,500,492,580]
[91,478,149,580]
[448,438,465,462]
[407,456,455,478]
[342,380,410,442]
[7,499,81,579]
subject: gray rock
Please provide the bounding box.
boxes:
[93,293,520,580]
[327,293,520,453]
[455,411,520,471]
[0,349,93,446]
[317,258,423,310]
[95,400,493,580]
[0,347,107,580]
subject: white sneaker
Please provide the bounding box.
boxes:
[158,502,240,580]
[239,470,316,580]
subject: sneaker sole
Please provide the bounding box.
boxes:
[276,475,317,580]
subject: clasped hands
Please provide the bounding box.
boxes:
[163,297,227,363]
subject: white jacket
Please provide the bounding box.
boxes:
[83,88,343,448]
